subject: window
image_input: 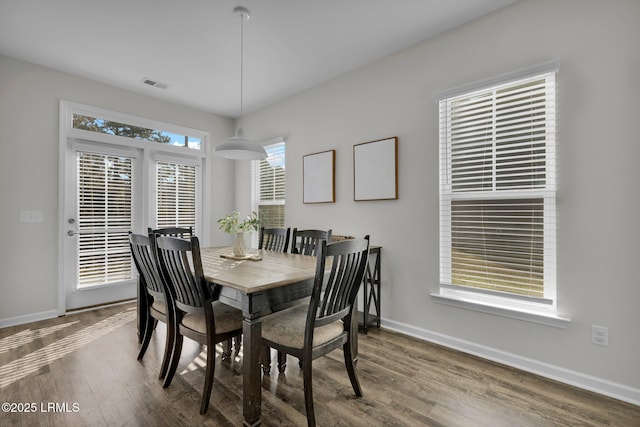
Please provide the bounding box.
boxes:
[437,69,559,322]
[252,140,285,234]
[156,160,198,229]
[73,114,202,149]
[77,152,134,288]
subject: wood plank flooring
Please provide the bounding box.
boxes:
[1,302,638,426]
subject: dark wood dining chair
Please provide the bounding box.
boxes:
[258,227,291,252]
[262,228,332,374]
[291,228,332,255]
[261,236,370,427]
[154,235,243,415]
[258,226,291,372]
[129,232,175,382]
[150,226,238,355]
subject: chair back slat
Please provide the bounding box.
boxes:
[149,226,193,238]
[129,233,164,299]
[292,228,332,256]
[308,236,369,330]
[155,235,207,313]
[259,227,291,252]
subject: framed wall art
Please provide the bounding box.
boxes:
[303,149,335,203]
[353,137,398,201]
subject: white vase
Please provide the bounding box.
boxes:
[232,232,246,257]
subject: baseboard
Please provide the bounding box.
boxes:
[0,299,136,329]
[0,309,61,329]
[381,317,640,407]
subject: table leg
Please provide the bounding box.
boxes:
[243,316,262,427]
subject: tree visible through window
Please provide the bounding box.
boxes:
[73,114,201,149]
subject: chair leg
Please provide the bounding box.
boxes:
[261,344,271,374]
[301,356,316,427]
[277,350,287,373]
[137,311,154,360]
[234,335,242,354]
[200,341,216,415]
[222,339,232,360]
[163,333,183,388]
[343,340,363,397]
[158,318,175,380]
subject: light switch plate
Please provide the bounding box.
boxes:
[20,210,43,223]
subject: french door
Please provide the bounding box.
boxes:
[63,140,141,310]
[59,101,209,312]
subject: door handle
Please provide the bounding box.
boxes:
[67,230,79,236]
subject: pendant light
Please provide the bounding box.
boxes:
[215,6,267,160]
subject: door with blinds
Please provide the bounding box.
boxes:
[64,143,140,310]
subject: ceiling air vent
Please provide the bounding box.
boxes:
[141,78,168,90]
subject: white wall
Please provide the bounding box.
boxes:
[236,0,640,403]
[0,54,235,323]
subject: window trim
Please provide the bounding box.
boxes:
[430,290,570,329]
[434,60,559,102]
[432,64,569,327]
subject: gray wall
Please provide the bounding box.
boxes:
[0,54,235,322]
[236,0,640,402]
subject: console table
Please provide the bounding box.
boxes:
[358,245,381,334]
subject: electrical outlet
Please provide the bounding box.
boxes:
[19,210,43,223]
[591,325,609,347]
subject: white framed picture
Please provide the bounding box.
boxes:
[354,137,398,201]
[303,150,335,203]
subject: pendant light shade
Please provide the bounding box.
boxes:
[215,128,267,160]
[215,6,267,161]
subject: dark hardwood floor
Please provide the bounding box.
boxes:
[1,302,638,426]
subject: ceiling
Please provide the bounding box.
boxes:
[0,0,520,119]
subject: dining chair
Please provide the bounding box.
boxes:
[261,236,370,427]
[150,225,237,355]
[129,232,175,381]
[258,227,291,252]
[154,235,243,415]
[262,228,332,374]
[291,228,332,255]
[258,226,291,372]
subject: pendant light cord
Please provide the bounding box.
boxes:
[239,10,244,129]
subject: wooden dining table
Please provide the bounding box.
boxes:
[199,246,322,427]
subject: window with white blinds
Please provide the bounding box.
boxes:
[252,141,286,229]
[156,161,197,230]
[77,152,134,288]
[439,71,556,308]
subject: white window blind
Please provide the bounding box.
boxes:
[252,141,286,228]
[439,71,556,305]
[77,152,134,287]
[156,161,197,230]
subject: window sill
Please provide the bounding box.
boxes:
[430,292,571,329]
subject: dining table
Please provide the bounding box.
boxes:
[199,246,334,427]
